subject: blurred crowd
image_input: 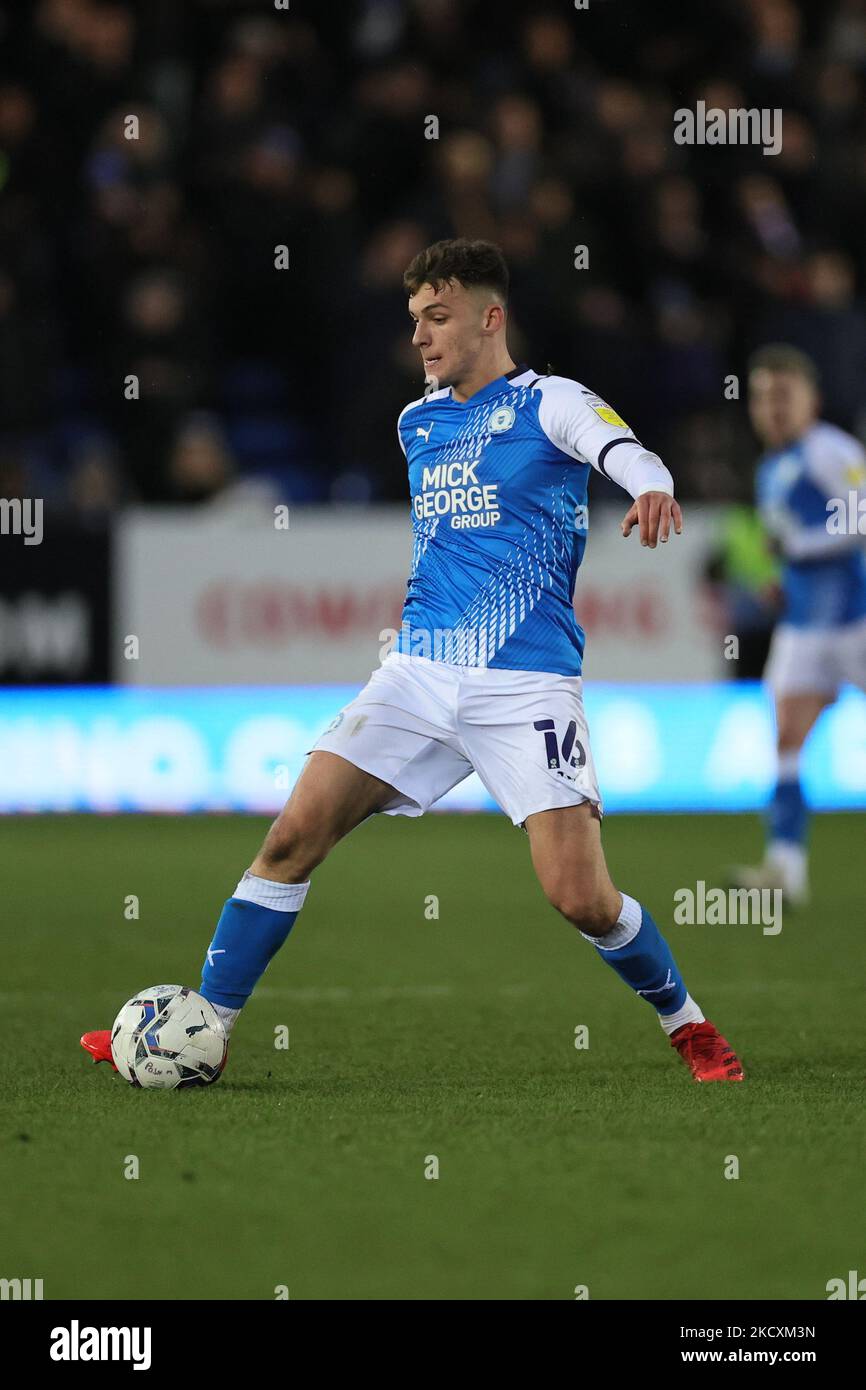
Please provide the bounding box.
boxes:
[2,0,866,514]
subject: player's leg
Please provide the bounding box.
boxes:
[763,690,831,900]
[457,668,742,1079]
[252,750,398,882]
[82,658,473,1071]
[526,803,742,1081]
[730,624,836,904]
[760,616,866,898]
[527,804,698,1022]
[200,654,474,1036]
[80,750,398,1068]
[199,751,399,1033]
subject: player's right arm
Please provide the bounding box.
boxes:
[536,377,682,548]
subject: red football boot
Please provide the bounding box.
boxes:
[670,1020,744,1082]
[80,1029,118,1071]
[81,1028,230,1082]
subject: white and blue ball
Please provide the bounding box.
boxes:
[110,985,227,1089]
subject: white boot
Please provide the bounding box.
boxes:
[729,840,809,908]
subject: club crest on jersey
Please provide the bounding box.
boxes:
[487,405,515,434]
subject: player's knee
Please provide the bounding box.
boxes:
[257,810,330,881]
[776,725,815,759]
[545,880,617,936]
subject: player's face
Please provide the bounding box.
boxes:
[408,280,495,389]
[748,369,818,448]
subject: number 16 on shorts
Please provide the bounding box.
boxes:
[534,717,586,780]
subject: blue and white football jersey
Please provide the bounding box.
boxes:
[395,365,671,676]
[755,421,866,629]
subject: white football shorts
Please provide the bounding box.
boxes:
[764,618,866,698]
[311,651,602,826]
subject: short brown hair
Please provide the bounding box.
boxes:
[403,238,509,303]
[747,343,819,386]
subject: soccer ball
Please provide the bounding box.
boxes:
[110,985,227,1089]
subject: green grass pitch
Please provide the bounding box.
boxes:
[1,811,863,1301]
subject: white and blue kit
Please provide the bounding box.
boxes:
[398,365,671,674]
[756,420,866,697]
[201,365,698,1034]
[315,365,673,825]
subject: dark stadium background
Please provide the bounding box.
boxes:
[2,0,866,1315]
[2,0,866,512]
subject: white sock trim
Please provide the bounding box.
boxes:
[776,749,801,780]
[580,891,643,950]
[233,871,310,911]
[767,839,806,867]
[212,1003,241,1036]
[658,993,705,1035]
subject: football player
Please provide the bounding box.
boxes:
[83,239,743,1083]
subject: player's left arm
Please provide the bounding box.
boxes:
[537,379,683,549]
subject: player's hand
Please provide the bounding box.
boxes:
[621,492,683,548]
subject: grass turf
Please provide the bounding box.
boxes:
[1,811,863,1300]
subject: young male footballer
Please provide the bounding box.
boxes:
[731,344,866,905]
[83,238,743,1082]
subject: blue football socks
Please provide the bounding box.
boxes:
[581,893,703,1035]
[200,872,310,1016]
[768,750,808,849]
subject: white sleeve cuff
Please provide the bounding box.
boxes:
[605,446,674,499]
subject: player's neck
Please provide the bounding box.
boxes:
[451,353,518,403]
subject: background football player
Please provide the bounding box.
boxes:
[731,344,866,904]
